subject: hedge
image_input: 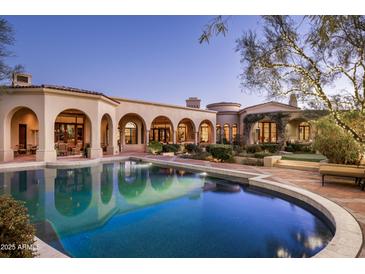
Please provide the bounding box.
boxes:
[245,144,279,153]
[148,141,163,154]
[162,144,181,153]
[206,144,233,162]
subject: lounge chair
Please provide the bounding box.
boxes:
[319,164,365,190]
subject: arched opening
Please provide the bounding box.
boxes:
[223,124,230,144]
[118,113,146,152]
[10,107,39,160]
[216,124,222,144]
[198,120,214,144]
[177,118,195,143]
[100,114,113,155]
[149,116,174,144]
[54,109,92,157]
[285,118,312,143]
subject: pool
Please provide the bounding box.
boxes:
[0,160,334,258]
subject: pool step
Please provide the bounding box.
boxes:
[274,160,320,172]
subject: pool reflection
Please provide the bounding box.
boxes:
[54,168,92,217]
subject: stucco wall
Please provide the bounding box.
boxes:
[0,87,217,161]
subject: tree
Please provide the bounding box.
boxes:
[0,17,23,86]
[200,16,365,147]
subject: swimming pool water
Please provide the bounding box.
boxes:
[0,161,333,258]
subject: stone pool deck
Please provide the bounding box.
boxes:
[139,154,365,258]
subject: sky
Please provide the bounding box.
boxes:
[3,15,274,108]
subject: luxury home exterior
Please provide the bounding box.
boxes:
[0,73,321,162]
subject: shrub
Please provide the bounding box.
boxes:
[313,117,363,165]
[185,143,200,153]
[207,144,233,162]
[232,145,244,155]
[0,196,37,258]
[148,141,163,154]
[162,144,180,153]
[260,144,280,153]
[285,144,295,152]
[254,152,272,159]
[245,144,263,153]
[286,143,313,153]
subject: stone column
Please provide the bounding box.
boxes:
[194,131,198,145]
[173,130,177,144]
[36,115,57,162]
[0,112,13,162]
[146,130,150,145]
[89,114,103,159]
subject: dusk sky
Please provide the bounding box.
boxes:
[3,16,274,108]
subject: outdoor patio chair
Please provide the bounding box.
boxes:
[58,143,68,156]
[18,144,27,155]
[72,143,82,155]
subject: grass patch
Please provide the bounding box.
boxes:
[282,153,326,163]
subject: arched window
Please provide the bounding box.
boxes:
[298,122,310,141]
[216,124,221,143]
[125,122,137,144]
[178,124,187,142]
[200,123,209,143]
[232,124,237,143]
[223,124,230,143]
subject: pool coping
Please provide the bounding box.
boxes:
[1,155,363,258]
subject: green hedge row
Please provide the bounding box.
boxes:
[245,144,279,153]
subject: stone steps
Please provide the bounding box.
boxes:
[274,159,320,172]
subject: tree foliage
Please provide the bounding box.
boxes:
[313,116,363,165]
[0,17,23,85]
[200,16,365,146]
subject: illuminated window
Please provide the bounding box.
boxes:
[125,122,137,144]
[223,124,230,142]
[216,124,221,143]
[259,122,277,143]
[299,122,310,141]
[232,124,237,142]
[178,124,187,142]
[200,123,210,143]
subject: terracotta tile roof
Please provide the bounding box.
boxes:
[8,84,120,104]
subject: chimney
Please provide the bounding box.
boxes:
[289,94,298,107]
[185,97,201,109]
[12,73,32,87]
